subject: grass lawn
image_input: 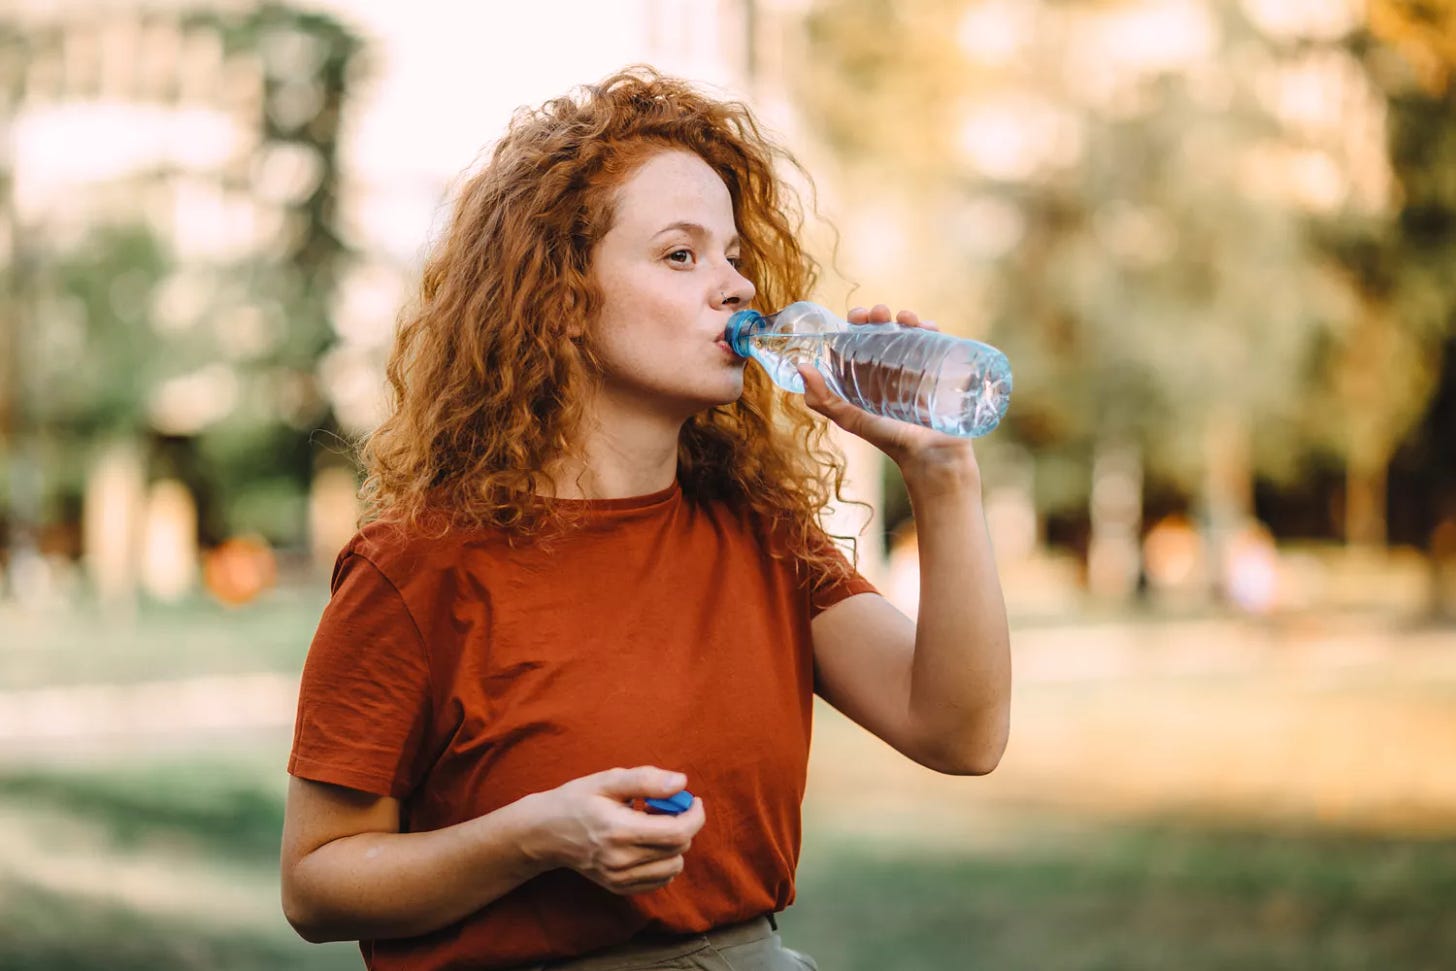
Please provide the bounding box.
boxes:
[1,749,1454,971]
[4,597,1456,969]
[1,588,329,691]
[793,821,1456,971]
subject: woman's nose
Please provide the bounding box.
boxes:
[716,267,756,308]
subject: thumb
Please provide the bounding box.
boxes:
[596,766,688,801]
[796,364,837,411]
[796,364,860,428]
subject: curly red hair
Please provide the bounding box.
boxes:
[359,66,855,583]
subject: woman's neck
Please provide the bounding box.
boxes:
[542,399,684,500]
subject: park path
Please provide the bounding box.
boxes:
[2,612,1452,757]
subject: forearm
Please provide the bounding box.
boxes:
[284,793,550,943]
[903,456,1012,772]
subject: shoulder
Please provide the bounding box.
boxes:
[340,514,503,566]
[321,518,514,649]
[343,518,451,574]
[331,518,507,605]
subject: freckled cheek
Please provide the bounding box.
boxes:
[633,294,702,344]
[597,269,702,343]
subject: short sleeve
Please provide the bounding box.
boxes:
[288,552,433,798]
[807,531,879,618]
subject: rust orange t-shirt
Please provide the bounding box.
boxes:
[288,479,876,970]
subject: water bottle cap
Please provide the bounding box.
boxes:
[725,309,764,358]
[644,789,695,815]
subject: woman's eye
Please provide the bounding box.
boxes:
[728,256,743,270]
[666,249,694,265]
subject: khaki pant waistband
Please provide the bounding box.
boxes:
[530,915,776,971]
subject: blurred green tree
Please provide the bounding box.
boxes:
[795,0,1360,597]
[1354,0,1456,609]
[0,4,364,565]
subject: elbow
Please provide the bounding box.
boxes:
[923,743,1003,776]
[932,748,1003,777]
[289,922,330,946]
[282,880,346,945]
[282,896,326,944]
[919,719,1009,777]
[284,908,345,945]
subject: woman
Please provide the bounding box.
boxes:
[280,67,1011,971]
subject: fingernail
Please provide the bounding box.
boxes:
[849,306,866,315]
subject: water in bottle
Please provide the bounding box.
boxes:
[724,301,1013,438]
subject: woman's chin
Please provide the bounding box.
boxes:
[715,372,747,405]
[683,381,745,416]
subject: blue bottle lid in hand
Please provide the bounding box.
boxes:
[644,789,695,815]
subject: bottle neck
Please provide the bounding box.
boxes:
[725,302,848,358]
[725,308,769,358]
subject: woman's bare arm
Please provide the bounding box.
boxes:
[280,766,705,943]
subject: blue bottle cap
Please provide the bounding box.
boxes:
[644,789,695,815]
[725,310,764,357]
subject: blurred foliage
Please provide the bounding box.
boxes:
[1330,0,1456,542]
[798,0,1456,545]
[799,1,1337,516]
[799,0,968,182]
[5,0,1456,554]
[182,2,363,366]
[1370,0,1456,93]
[31,227,171,440]
[1,3,364,547]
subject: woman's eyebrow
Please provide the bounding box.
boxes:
[652,221,741,248]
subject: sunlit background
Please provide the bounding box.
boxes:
[2,0,1455,968]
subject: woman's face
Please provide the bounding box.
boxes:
[587,149,757,422]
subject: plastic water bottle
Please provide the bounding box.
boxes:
[724,301,1013,438]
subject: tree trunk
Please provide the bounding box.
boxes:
[1201,407,1254,601]
[82,440,146,624]
[1429,499,1456,621]
[1345,454,1388,549]
[1087,438,1143,601]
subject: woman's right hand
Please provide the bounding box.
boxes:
[524,766,706,895]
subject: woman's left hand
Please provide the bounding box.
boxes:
[796,304,981,479]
